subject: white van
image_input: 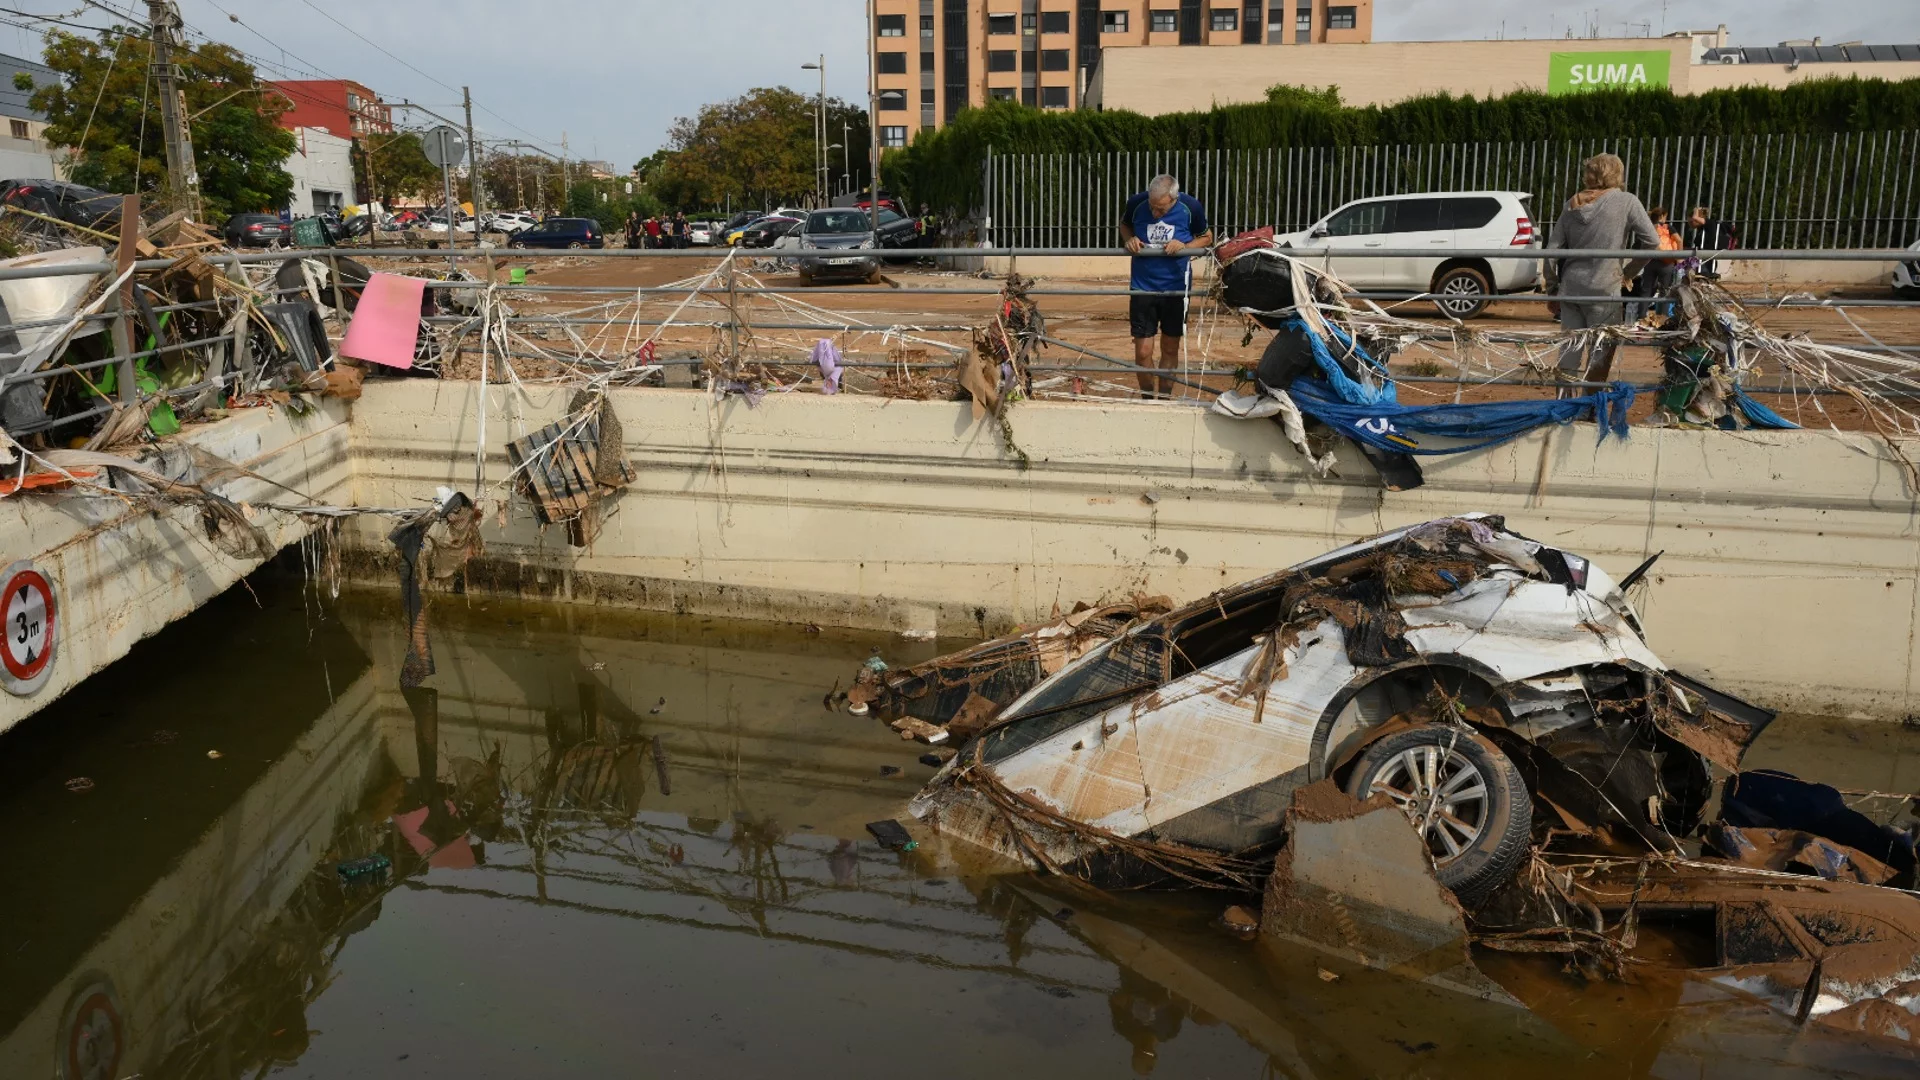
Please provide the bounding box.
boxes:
[1275,191,1541,318]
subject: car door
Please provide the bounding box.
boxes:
[1389,197,1451,295]
[1317,200,1393,287]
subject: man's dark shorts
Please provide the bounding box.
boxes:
[1129,294,1187,339]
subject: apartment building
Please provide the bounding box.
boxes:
[872,1,1374,144]
[266,80,394,140]
[0,53,62,180]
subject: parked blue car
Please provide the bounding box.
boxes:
[506,217,604,249]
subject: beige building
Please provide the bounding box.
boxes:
[1085,31,1920,113]
[872,0,1375,144]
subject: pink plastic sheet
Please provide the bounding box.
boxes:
[340,272,426,369]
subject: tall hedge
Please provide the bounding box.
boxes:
[886,77,1920,212]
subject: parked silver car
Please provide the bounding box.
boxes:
[794,209,883,285]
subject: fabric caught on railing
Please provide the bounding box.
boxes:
[1287,378,1637,456]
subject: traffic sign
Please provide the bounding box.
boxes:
[2,559,56,695]
[422,125,466,168]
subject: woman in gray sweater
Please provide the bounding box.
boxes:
[1544,153,1661,387]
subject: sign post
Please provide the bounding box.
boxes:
[423,124,467,272]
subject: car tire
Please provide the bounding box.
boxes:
[567,241,583,250]
[1432,266,1492,319]
[1344,724,1530,906]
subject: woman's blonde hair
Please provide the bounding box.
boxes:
[1581,153,1626,191]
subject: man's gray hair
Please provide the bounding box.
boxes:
[1148,174,1179,197]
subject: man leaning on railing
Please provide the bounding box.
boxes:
[1121,174,1213,400]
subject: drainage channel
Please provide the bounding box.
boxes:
[0,564,1916,1078]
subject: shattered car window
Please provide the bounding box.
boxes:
[980,632,1169,764]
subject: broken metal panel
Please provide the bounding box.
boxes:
[982,623,1346,842]
[1264,781,1524,1006]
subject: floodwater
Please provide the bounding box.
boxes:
[2,571,1919,1079]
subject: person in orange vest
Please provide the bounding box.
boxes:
[1627,206,1684,321]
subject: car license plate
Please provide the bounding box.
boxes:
[826,257,858,265]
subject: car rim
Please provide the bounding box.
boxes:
[1438,277,1484,314]
[1364,744,1489,864]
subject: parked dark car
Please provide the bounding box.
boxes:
[0,179,125,232]
[506,217,604,249]
[224,213,290,248]
[334,215,374,240]
[736,217,799,249]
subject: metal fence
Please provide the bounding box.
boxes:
[983,132,1920,250]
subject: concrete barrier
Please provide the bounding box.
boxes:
[0,399,352,736]
[343,381,1920,721]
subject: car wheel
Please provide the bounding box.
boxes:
[1432,266,1492,319]
[1344,724,1530,906]
[567,241,583,250]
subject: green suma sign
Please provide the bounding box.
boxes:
[1548,50,1673,94]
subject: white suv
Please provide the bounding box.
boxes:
[486,212,538,235]
[1275,191,1541,318]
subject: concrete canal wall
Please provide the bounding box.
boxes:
[0,399,351,737]
[343,381,1920,721]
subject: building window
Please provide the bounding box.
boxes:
[1150,9,1177,32]
[921,14,934,36]
[1210,8,1237,30]
[877,51,907,74]
[1327,5,1355,29]
[881,126,907,147]
[878,13,906,35]
[1041,86,1069,108]
[988,49,1017,72]
[1022,13,1037,35]
[1022,86,1037,105]
[922,88,936,105]
[1296,6,1311,40]
[989,87,1016,101]
[1042,11,1070,33]
[921,50,935,68]
[879,89,908,110]
[8,119,26,139]
[1102,10,1128,32]
[1041,48,1071,70]
[988,13,1016,34]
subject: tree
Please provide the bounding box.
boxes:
[646,86,871,212]
[32,25,295,219]
[354,131,440,208]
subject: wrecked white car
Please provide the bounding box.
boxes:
[888,515,1775,901]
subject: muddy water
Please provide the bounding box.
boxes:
[1,575,1918,1079]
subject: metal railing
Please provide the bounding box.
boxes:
[1,241,1916,447]
[982,132,1920,250]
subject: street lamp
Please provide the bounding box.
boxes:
[801,57,825,204]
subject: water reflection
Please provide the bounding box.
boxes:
[0,578,1916,1078]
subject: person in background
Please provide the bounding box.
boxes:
[1686,207,1736,281]
[1120,174,1213,400]
[1544,153,1660,390]
[624,211,641,250]
[673,211,690,249]
[643,214,663,250]
[1626,206,1683,322]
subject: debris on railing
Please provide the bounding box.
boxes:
[503,390,633,546]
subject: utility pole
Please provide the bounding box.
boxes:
[868,0,880,235]
[462,86,485,240]
[146,0,202,219]
[561,131,570,207]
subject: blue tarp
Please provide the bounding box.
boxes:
[1288,377,1637,456]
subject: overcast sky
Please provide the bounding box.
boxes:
[2,1,1916,169]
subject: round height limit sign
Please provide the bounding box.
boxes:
[2,560,56,695]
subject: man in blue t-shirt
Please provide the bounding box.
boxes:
[1121,175,1212,399]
